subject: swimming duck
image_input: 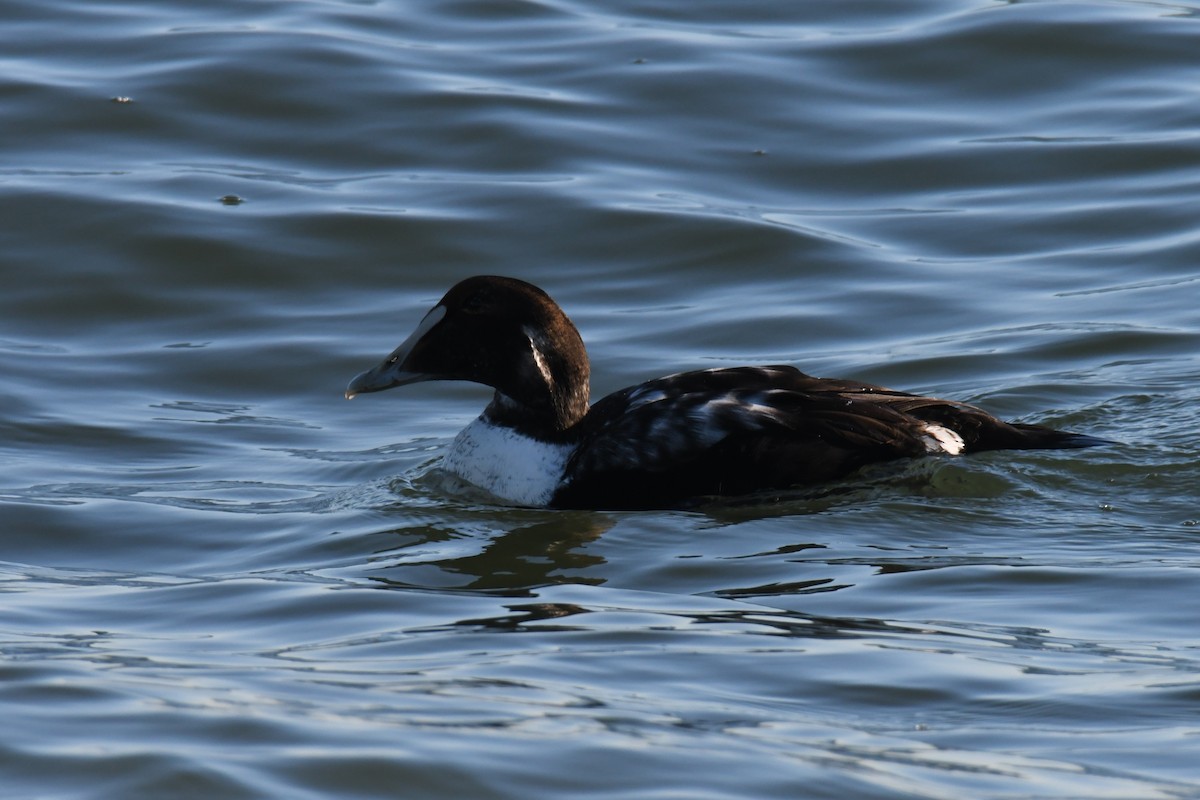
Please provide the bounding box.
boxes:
[346,275,1106,509]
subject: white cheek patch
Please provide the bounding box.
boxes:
[522,325,556,388]
[921,424,965,455]
[530,340,554,387]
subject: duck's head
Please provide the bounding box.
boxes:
[345,276,590,432]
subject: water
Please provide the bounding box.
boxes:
[3,0,1199,797]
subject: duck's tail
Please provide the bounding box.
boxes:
[1004,423,1115,450]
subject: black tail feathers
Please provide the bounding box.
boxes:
[1007,423,1115,450]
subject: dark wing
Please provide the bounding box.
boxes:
[780,368,1104,451]
[551,367,924,509]
[550,366,1102,510]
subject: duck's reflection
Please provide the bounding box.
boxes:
[368,513,613,595]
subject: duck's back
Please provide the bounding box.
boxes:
[550,366,1101,510]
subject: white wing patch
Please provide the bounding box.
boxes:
[921,423,965,455]
[442,416,571,507]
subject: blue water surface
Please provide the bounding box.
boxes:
[3,0,1200,797]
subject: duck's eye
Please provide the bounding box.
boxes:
[462,289,492,314]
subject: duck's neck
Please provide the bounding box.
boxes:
[484,320,590,436]
[485,386,588,440]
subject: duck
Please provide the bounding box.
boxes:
[345,275,1107,510]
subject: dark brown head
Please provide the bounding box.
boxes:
[345,276,590,432]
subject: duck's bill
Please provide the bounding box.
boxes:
[344,361,431,399]
[344,304,446,399]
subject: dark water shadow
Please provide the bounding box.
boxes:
[366,514,614,597]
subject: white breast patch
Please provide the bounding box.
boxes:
[441,416,572,507]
